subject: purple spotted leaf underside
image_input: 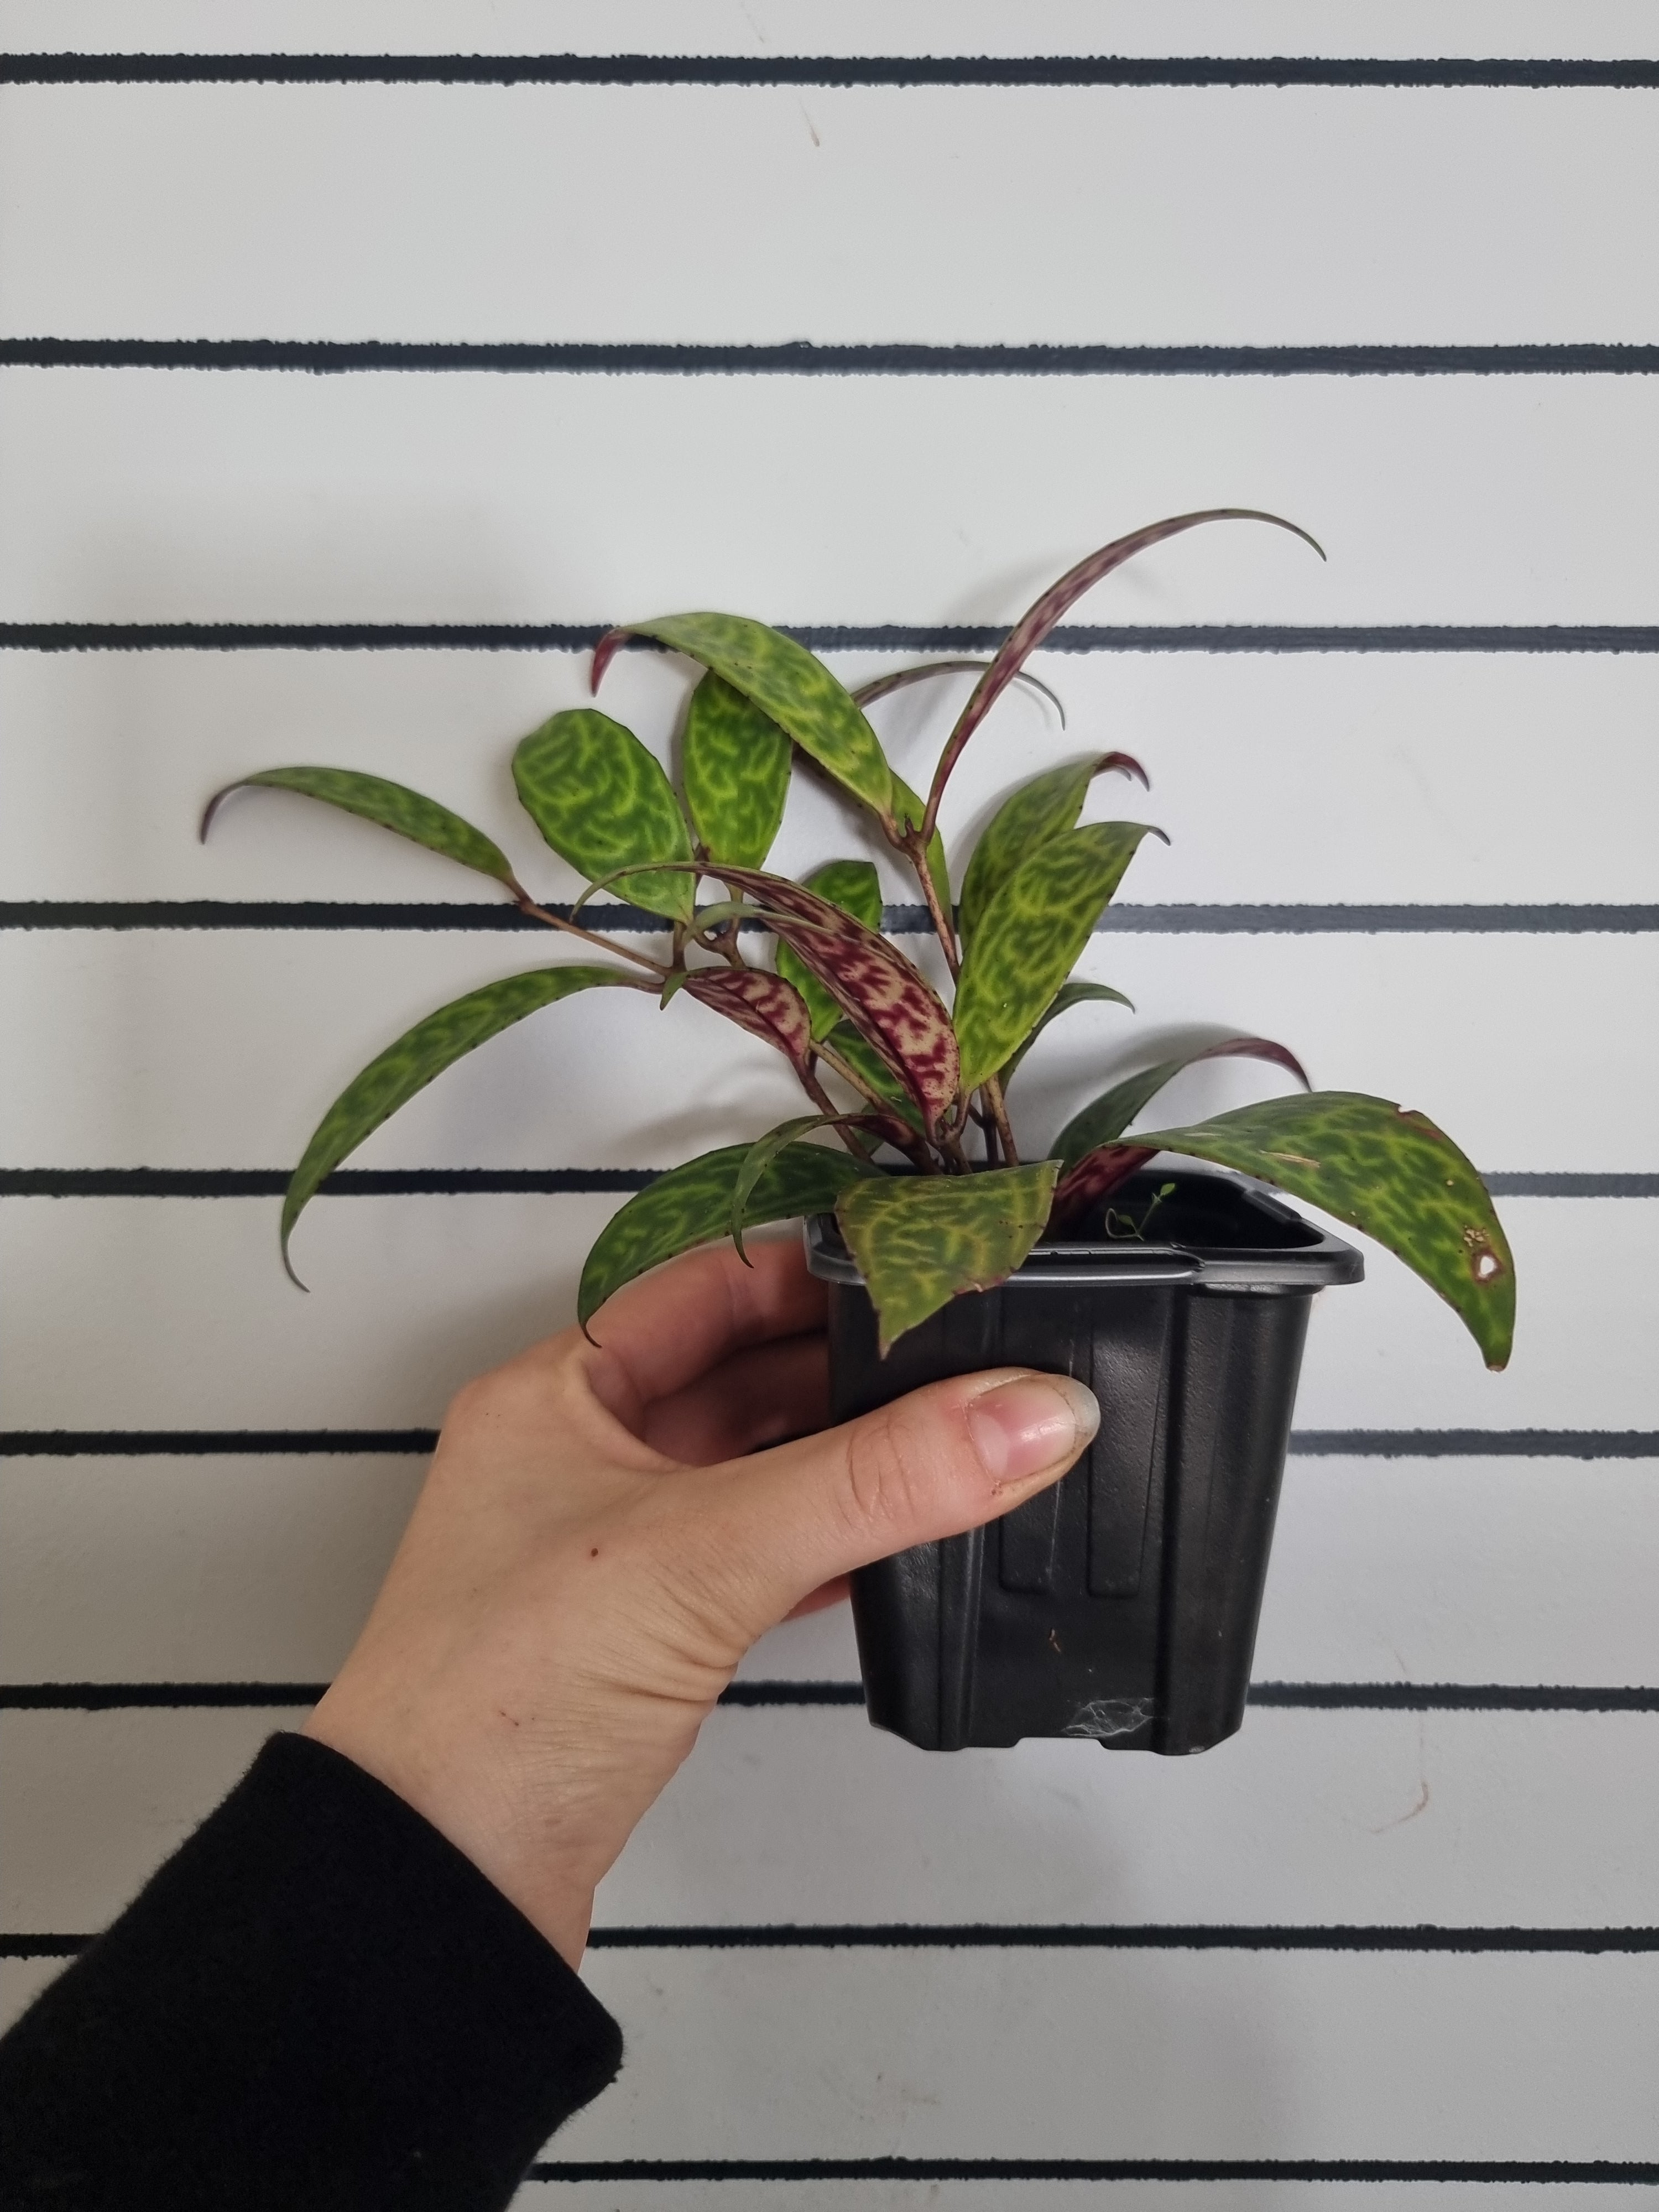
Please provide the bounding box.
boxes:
[704,864,960,1130]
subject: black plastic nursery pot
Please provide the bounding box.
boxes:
[806,1170,1363,1757]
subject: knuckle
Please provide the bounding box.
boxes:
[838,1401,940,1539]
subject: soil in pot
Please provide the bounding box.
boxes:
[806,1170,1363,1755]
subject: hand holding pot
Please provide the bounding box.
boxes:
[304,1238,1099,1965]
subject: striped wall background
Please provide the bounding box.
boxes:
[2,2,1657,2201]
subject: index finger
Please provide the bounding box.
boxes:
[585,1233,827,1405]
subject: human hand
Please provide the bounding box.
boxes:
[304,1236,1099,1966]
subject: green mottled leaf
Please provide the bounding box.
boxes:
[596,613,893,818]
[283,966,639,1281]
[958,753,1145,950]
[578,1140,868,1327]
[836,1162,1060,1353]
[201,766,518,888]
[952,821,1161,1094]
[1052,1037,1310,1171]
[821,1020,926,1134]
[682,671,792,868]
[890,771,951,919]
[1000,979,1135,1086]
[775,859,884,1042]
[513,709,694,921]
[1121,1092,1516,1370]
[730,1115,878,1259]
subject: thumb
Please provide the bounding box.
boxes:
[683,1367,1100,1637]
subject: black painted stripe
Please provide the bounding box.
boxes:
[7,338,1659,377]
[4,1168,1650,1201]
[7,1926,1653,1961]
[0,1429,441,1455]
[0,1168,660,1197]
[526,2158,1657,2184]
[590,1923,1659,1953]
[6,54,1659,91]
[1291,1430,1659,1459]
[6,622,1659,654]
[7,1681,1655,1714]
[7,1429,1653,1460]
[7,901,1659,935]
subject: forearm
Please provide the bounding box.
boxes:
[0,1735,621,2212]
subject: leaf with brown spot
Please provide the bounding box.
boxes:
[1075,1091,1516,1369]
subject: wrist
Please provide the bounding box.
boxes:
[302,1697,597,1969]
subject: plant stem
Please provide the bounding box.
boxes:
[513,886,669,976]
[980,1073,1021,1166]
[899,828,961,983]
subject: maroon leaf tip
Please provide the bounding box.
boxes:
[591,629,628,692]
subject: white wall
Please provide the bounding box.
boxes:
[3,4,1656,2203]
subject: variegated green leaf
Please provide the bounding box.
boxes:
[890,771,952,919]
[596,613,893,818]
[513,709,694,921]
[681,671,792,869]
[578,1140,869,1327]
[730,1115,878,1259]
[1000,979,1135,1086]
[836,1162,1061,1353]
[958,752,1146,950]
[283,966,640,1281]
[201,766,518,888]
[952,821,1161,1094]
[775,859,884,1042]
[1121,1092,1516,1370]
[1052,1036,1310,1172]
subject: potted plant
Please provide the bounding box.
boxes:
[206,509,1513,1756]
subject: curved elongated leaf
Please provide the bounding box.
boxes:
[1052,1036,1311,1172]
[890,771,952,919]
[958,752,1148,950]
[578,1140,869,1327]
[1099,1092,1514,1370]
[821,1020,925,1133]
[836,1162,1060,1353]
[681,671,792,868]
[202,766,518,888]
[283,965,640,1281]
[595,613,893,819]
[513,709,694,921]
[775,859,883,1041]
[853,659,1066,724]
[1000,979,1135,1086]
[709,865,960,1130]
[731,1115,878,1259]
[923,510,1324,828]
[953,821,1161,1094]
[681,966,815,1076]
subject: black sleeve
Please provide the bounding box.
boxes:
[0,1732,623,2211]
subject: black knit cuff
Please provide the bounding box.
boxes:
[0,1731,623,2211]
